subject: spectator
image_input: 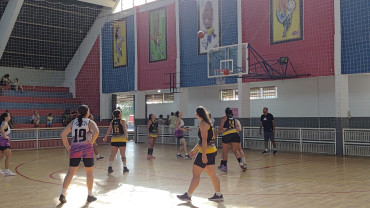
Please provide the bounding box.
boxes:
[169,112,177,133]
[71,111,78,120]
[165,114,170,125]
[5,109,14,129]
[47,113,53,127]
[62,109,70,126]
[157,114,165,125]
[0,74,11,96]
[32,111,40,127]
[11,78,23,93]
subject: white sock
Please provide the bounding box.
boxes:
[109,161,112,167]
[185,153,189,156]
[5,169,9,172]
[216,192,222,196]
[96,154,100,157]
[122,158,127,167]
[242,157,246,163]
[61,188,66,196]
[177,153,181,155]
[88,189,92,196]
[265,149,268,151]
[187,192,192,197]
[274,148,277,150]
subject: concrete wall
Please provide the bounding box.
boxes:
[0,66,64,86]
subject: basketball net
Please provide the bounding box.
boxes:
[216,77,225,85]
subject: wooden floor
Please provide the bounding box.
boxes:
[2,142,370,208]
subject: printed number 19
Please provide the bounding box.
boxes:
[74,129,87,142]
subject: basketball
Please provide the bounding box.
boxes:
[197,31,205,39]
[224,69,229,75]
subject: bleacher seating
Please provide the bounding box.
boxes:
[0,86,109,128]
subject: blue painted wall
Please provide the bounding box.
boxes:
[179,0,238,87]
[341,0,370,74]
[102,15,135,93]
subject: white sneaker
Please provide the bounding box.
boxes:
[0,169,3,175]
[4,170,16,176]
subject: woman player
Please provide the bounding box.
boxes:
[103,109,129,173]
[175,111,192,159]
[0,112,16,176]
[215,107,246,172]
[147,114,159,159]
[177,106,223,202]
[89,114,104,160]
[59,105,99,203]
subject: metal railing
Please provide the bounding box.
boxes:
[343,128,370,156]
[243,127,336,154]
[135,125,224,147]
[135,125,335,154]
[9,126,135,150]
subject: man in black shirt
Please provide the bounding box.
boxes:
[259,107,277,155]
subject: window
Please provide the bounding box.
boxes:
[250,86,277,100]
[220,89,238,101]
[220,87,277,101]
[146,93,174,104]
[114,0,158,13]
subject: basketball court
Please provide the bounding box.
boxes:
[1,0,370,207]
[2,143,370,208]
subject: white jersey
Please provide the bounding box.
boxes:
[179,119,185,128]
[71,118,91,144]
[1,121,10,136]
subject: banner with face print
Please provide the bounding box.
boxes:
[149,7,167,62]
[270,0,303,44]
[113,19,127,67]
[198,0,220,54]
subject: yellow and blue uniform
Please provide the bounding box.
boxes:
[194,124,217,168]
[221,115,241,144]
[111,119,127,147]
[148,120,158,138]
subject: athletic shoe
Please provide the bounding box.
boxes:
[273,150,277,155]
[261,150,269,154]
[87,195,97,202]
[151,155,156,159]
[208,193,224,201]
[4,170,16,176]
[147,155,151,160]
[96,156,104,160]
[177,193,191,201]
[123,167,129,173]
[217,165,222,170]
[184,155,192,160]
[220,165,227,172]
[177,154,184,159]
[0,169,3,175]
[59,194,66,203]
[108,166,113,173]
[240,163,247,172]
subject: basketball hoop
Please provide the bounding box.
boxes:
[214,69,230,76]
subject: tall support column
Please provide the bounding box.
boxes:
[334,0,348,156]
[0,0,24,60]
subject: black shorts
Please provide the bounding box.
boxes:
[70,158,94,167]
[264,131,275,142]
[222,133,241,144]
[0,146,10,151]
[111,142,126,147]
[194,152,217,168]
[177,136,184,140]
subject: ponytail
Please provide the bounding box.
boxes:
[175,111,180,118]
[77,105,89,127]
[196,106,211,125]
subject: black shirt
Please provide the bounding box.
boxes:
[261,113,274,132]
[223,115,236,130]
[149,120,158,133]
[112,119,124,136]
